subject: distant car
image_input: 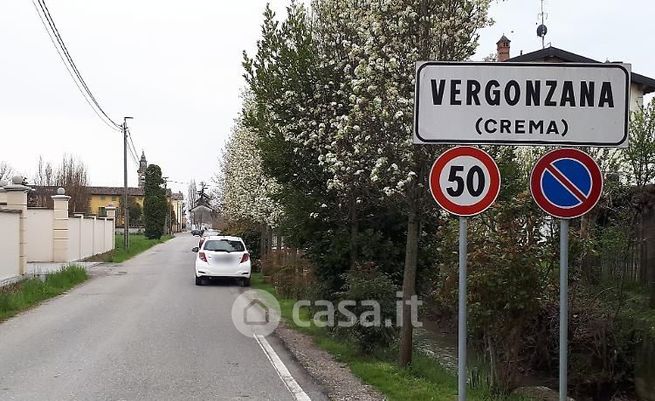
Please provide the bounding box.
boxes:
[198,229,220,247]
[191,229,203,236]
[192,236,251,286]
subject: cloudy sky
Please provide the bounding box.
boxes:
[2,0,654,196]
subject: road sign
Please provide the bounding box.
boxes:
[429,146,501,216]
[414,62,630,147]
[530,148,603,219]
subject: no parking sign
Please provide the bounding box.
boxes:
[530,149,603,219]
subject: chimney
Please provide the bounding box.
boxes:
[496,35,511,62]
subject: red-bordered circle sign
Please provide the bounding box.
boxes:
[530,148,603,219]
[429,146,501,217]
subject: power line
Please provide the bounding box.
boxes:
[126,129,140,165]
[32,0,121,131]
[36,0,120,129]
[33,1,149,178]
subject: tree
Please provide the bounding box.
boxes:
[187,180,198,209]
[143,164,167,239]
[623,99,655,188]
[1,161,15,182]
[237,0,491,365]
[54,155,89,214]
[315,0,491,367]
[219,101,282,230]
[120,196,143,227]
[34,156,54,186]
[623,99,655,307]
[29,155,89,213]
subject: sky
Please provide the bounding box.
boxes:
[1,0,654,197]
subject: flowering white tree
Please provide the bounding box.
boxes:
[219,113,283,230]
[310,0,492,365]
[231,0,491,365]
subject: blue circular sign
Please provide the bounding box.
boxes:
[531,149,603,219]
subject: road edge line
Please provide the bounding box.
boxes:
[254,333,312,401]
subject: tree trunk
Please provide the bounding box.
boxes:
[350,201,358,268]
[399,196,419,367]
[645,207,655,308]
[640,214,648,282]
[276,232,283,266]
[260,225,266,256]
[267,226,273,257]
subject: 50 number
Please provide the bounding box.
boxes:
[446,165,485,197]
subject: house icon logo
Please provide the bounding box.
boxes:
[232,290,281,337]
[244,298,269,326]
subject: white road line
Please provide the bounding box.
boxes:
[254,334,312,401]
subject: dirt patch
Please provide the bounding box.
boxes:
[274,322,385,401]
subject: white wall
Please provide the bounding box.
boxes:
[104,220,113,252]
[0,212,20,283]
[631,84,645,112]
[67,216,114,261]
[68,217,81,261]
[25,209,53,262]
[93,218,104,255]
[80,218,94,259]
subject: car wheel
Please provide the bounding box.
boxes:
[195,276,202,286]
[241,278,251,287]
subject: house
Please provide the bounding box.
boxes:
[31,151,185,231]
[495,36,655,110]
[88,186,144,221]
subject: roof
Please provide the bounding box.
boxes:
[87,186,144,196]
[497,35,510,45]
[506,46,655,94]
[190,204,213,212]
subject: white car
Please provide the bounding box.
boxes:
[193,236,251,286]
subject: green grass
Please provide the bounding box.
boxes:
[251,273,527,401]
[0,265,88,322]
[110,234,173,263]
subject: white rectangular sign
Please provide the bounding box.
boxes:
[414,62,631,147]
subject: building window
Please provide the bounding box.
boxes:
[100,195,106,200]
[99,207,107,217]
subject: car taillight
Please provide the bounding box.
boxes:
[199,252,208,262]
[240,253,250,263]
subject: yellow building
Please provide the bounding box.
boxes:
[88,186,145,227]
[32,152,185,230]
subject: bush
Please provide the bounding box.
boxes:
[261,250,317,300]
[0,265,88,321]
[335,263,399,353]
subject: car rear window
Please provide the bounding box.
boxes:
[203,239,245,252]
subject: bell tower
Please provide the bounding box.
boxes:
[137,151,147,188]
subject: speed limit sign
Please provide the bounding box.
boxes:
[429,146,501,216]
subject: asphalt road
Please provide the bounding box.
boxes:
[0,234,327,401]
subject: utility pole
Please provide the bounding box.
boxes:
[163,177,169,235]
[123,116,133,249]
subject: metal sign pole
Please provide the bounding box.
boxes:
[458,216,468,401]
[559,218,569,401]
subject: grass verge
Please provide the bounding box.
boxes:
[252,273,527,401]
[0,265,88,322]
[98,234,173,263]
